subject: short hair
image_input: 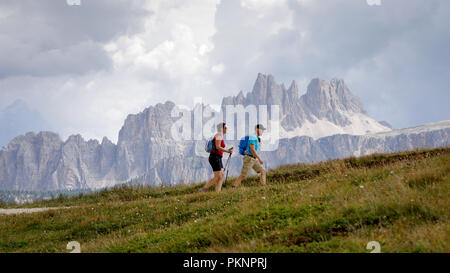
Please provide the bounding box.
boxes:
[255,124,266,130]
[217,122,226,131]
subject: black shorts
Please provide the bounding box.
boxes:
[209,153,223,172]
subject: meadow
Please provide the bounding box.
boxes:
[0,147,449,253]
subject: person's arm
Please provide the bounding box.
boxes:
[215,138,233,153]
[249,144,263,164]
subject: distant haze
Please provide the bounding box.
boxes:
[0,100,52,148]
[0,0,449,143]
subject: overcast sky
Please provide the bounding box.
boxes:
[0,0,449,143]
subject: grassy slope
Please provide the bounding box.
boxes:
[0,147,449,253]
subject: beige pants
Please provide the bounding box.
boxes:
[240,155,264,177]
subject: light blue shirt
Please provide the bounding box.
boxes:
[245,134,259,156]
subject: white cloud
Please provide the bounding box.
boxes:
[0,0,223,143]
[0,0,449,145]
[211,63,225,75]
[241,0,287,10]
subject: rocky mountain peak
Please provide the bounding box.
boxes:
[4,131,61,150]
[287,80,299,99]
[237,90,245,100]
[118,100,177,143]
[219,73,376,130]
[101,136,114,145]
[229,73,285,107]
[303,78,367,117]
[66,134,84,144]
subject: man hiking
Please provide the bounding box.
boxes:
[233,124,267,188]
[199,122,233,193]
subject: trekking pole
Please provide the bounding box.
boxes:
[224,151,232,185]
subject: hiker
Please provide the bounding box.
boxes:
[233,124,267,187]
[199,122,233,192]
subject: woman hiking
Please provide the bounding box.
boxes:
[199,122,233,193]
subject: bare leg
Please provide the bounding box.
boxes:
[202,171,221,191]
[214,171,225,192]
[233,175,245,188]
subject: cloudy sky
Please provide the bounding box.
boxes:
[0,0,449,143]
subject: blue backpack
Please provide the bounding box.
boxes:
[205,137,215,153]
[238,136,250,155]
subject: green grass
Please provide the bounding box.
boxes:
[0,147,449,253]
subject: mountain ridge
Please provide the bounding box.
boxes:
[0,74,449,192]
[221,73,390,137]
